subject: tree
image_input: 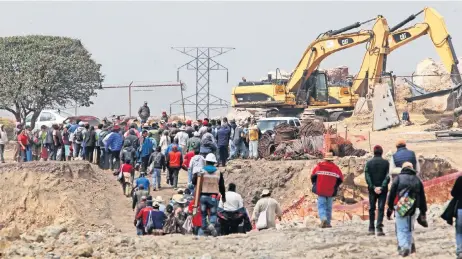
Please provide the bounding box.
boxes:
[0,35,104,129]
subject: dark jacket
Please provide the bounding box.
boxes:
[365,156,390,191]
[120,145,136,164]
[388,167,427,215]
[85,130,96,147]
[148,210,166,230]
[217,126,231,147]
[125,131,139,149]
[451,176,462,209]
[138,105,150,119]
[148,151,166,170]
[393,147,417,169]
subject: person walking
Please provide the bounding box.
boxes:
[105,125,124,170]
[252,189,282,230]
[387,162,428,257]
[448,176,462,259]
[365,145,390,236]
[192,153,226,237]
[159,130,171,155]
[0,124,8,163]
[186,131,201,153]
[166,145,183,190]
[216,123,230,167]
[148,146,166,191]
[389,139,420,179]
[84,126,96,162]
[311,152,344,228]
[139,130,154,173]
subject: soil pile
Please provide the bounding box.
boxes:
[0,162,128,237]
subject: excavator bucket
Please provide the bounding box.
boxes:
[372,83,400,131]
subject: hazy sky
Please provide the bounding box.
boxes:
[1,1,461,119]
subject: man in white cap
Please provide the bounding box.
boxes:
[252,189,282,230]
[311,152,344,228]
[192,153,226,237]
[174,126,189,155]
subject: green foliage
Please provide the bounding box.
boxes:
[0,35,104,128]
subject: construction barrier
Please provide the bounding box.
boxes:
[281,171,462,223]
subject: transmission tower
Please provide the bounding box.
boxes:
[172,47,234,119]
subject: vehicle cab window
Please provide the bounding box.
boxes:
[40,112,55,122]
[295,120,301,126]
[289,120,295,126]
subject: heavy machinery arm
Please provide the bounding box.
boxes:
[354,7,461,99]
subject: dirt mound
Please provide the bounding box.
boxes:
[0,162,119,236]
[223,160,316,212]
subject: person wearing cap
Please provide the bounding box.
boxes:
[187,131,201,153]
[135,198,154,235]
[134,195,147,219]
[147,201,166,235]
[311,152,344,228]
[387,162,428,257]
[390,139,419,179]
[199,120,209,137]
[166,144,183,190]
[104,125,124,170]
[364,145,390,236]
[138,101,151,124]
[185,120,194,138]
[174,126,189,155]
[192,153,226,237]
[139,130,154,173]
[252,189,282,230]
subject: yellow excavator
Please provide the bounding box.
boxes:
[232,7,461,121]
[355,7,461,104]
[231,16,389,120]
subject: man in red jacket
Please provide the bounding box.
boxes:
[311,152,343,228]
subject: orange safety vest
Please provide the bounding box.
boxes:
[168,151,182,168]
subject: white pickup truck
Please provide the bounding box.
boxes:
[257,117,301,134]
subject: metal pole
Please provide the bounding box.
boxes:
[180,81,186,121]
[75,101,77,116]
[128,81,133,117]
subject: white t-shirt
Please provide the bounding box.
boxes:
[218,191,244,211]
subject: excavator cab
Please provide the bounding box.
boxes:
[305,70,329,105]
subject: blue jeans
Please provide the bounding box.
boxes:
[152,168,161,188]
[200,195,218,233]
[228,140,236,159]
[395,212,416,251]
[317,196,333,225]
[136,227,144,236]
[456,209,462,255]
[187,167,192,184]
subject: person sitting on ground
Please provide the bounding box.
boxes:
[132,184,149,211]
[311,152,344,228]
[387,162,428,257]
[135,199,154,235]
[365,145,390,236]
[401,107,412,126]
[252,189,282,231]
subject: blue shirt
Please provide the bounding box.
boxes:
[69,124,78,133]
[105,132,123,152]
[135,177,150,190]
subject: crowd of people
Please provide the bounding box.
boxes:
[3,101,462,258]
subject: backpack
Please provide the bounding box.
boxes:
[98,131,108,147]
[123,148,134,162]
[75,130,84,142]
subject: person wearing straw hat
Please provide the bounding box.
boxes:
[311,152,344,228]
[252,189,282,230]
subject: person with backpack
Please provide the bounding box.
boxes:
[120,140,137,167]
[387,162,428,257]
[365,145,390,236]
[186,131,201,153]
[148,146,166,191]
[135,172,151,195]
[145,202,166,235]
[73,122,86,159]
